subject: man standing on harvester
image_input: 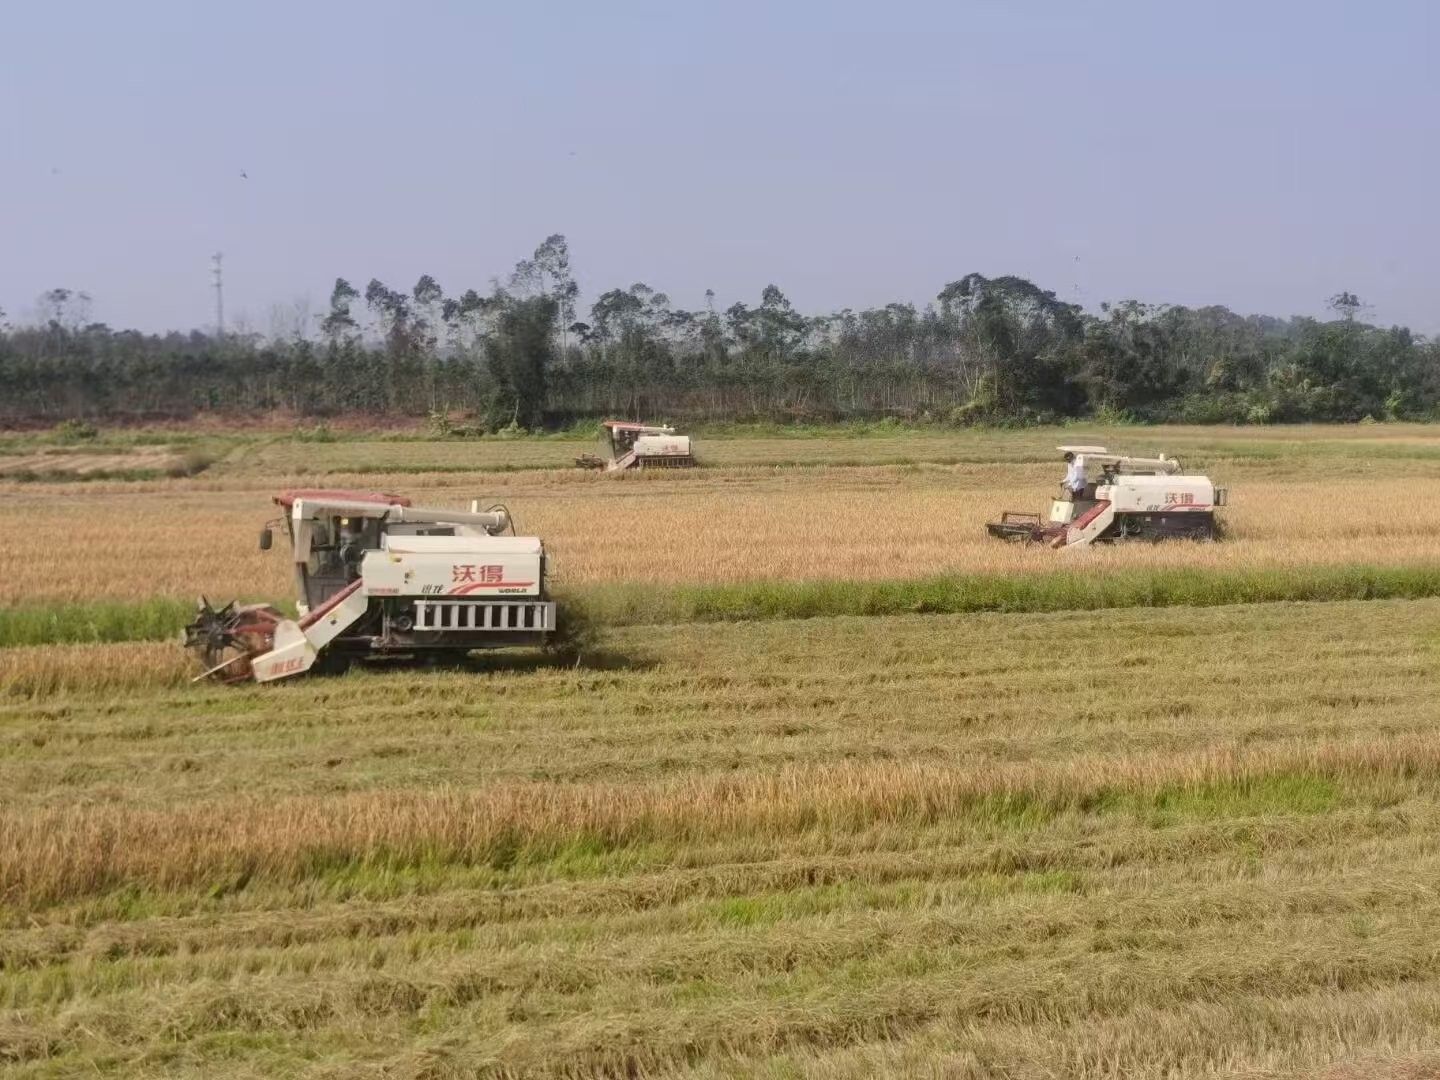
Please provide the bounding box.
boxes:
[988,446,1226,547]
[1062,451,1087,499]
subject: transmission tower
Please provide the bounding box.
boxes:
[211,252,225,340]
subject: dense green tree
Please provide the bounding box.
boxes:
[2,246,1435,428]
[485,296,557,429]
[320,279,360,344]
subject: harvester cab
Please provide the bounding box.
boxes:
[576,420,695,471]
[185,489,556,684]
[987,446,1227,548]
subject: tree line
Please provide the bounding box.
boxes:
[2,236,1436,428]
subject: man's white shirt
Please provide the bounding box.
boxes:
[1065,461,1086,491]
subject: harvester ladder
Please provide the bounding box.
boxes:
[606,449,637,472]
[1064,500,1115,549]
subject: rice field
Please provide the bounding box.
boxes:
[4,600,1440,1076]
[216,421,1440,474]
[5,424,1440,1076]
[7,429,1440,608]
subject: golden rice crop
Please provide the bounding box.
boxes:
[5,461,1440,605]
[0,641,190,697]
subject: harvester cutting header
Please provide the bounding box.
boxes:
[988,446,1226,547]
[185,489,556,683]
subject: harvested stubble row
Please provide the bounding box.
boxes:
[0,738,1432,909]
[3,600,1440,1076]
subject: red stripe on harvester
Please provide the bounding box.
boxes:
[1071,500,1111,530]
[447,581,535,595]
[299,579,363,629]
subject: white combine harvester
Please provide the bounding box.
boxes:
[576,420,695,471]
[185,489,556,683]
[987,446,1226,548]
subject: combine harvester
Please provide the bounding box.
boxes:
[576,420,695,471]
[185,489,556,683]
[987,446,1227,548]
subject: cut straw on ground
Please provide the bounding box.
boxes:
[2,736,1433,909]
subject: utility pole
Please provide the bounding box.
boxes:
[211,252,225,340]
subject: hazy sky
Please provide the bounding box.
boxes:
[3,0,1436,335]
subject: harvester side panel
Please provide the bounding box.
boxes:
[1101,476,1215,513]
[361,546,543,598]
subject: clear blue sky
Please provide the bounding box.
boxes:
[3,0,1436,334]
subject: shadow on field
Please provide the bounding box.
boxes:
[339,648,657,679]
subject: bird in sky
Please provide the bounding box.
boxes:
[240,170,248,179]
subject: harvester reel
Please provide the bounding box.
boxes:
[184,598,284,683]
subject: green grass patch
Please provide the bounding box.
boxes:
[340,461,576,476]
[697,871,1084,929]
[9,563,1440,648]
[0,598,198,647]
[569,563,1440,627]
[0,447,216,482]
[1091,774,1342,824]
[0,430,222,452]
[2,464,204,483]
[0,598,295,648]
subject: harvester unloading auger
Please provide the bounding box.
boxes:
[987,446,1227,548]
[185,489,558,683]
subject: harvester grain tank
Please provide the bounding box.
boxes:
[185,489,556,682]
[987,446,1226,547]
[576,420,695,471]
